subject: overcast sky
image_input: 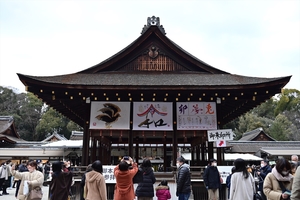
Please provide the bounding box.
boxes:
[0,0,299,93]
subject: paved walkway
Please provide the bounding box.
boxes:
[2,185,194,200]
[1,186,49,200]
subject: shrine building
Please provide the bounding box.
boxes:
[17,16,290,169]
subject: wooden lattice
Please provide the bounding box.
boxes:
[121,54,187,71]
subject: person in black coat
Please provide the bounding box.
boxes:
[226,166,236,199]
[203,158,221,200]
[257,159,271,200]
[15,160,28,198]
[135,158,156,200]
[176,156,191,200]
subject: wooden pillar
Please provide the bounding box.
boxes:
[99,140,103,162]
[217,147,222,165]
[217,147,225,165]
[82,103,91,166]
[91,138,96,162]
[106,143,112,164]
[201,142,206,165]
[172,130,177,166]
[163,142,167,171]
[208,141,214,161]
[191,146,195,166]
[135,137,139,164]
[196,144,200,165]
[129,130,133,158]
[82,124,90,166]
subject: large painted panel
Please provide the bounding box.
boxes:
[133,102,173,131]
[90,101,130,129]
[176,102,217,130]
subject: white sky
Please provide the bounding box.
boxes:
[0,0,299,93]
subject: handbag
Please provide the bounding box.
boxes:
[30,187,43,200]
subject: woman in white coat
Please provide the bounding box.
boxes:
[11,160,44,200]
[230,158,255,200]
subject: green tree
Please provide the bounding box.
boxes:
[268,114,296,140]
[233,113,273,140]
[252,98,277,119]
[35,107,81,140]
[67,121,83,133]
[35,107,66,140]
[0,86,23,115]
[17,92,44,140]
[274,89,300,116]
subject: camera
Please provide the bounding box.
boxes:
[123,156,129,160]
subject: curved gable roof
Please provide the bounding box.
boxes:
[78,25,228,74]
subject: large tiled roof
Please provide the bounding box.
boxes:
[18,73,288,87]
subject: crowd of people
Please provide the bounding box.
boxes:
[0,156,189,200]
[0,154,299,200]
[0,159,73,200]
[111,156,190,200]
[224,154,300,200]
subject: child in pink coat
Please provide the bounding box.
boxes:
[155,180,171,200]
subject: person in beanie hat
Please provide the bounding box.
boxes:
[176,156,191,200]
[156,180,171,200]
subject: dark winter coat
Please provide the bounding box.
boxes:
[155,185,171,200]
[226,174,232,199]
[135,167,156,197]
[18,164,28,173]
[258,164,272,191]
[176,163,191,194]
[203,165,221,189]
[50,171,73,200]
[44,164,50,174]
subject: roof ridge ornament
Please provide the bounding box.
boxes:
[141,16,166,35]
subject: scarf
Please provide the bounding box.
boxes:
[271,167,293,182]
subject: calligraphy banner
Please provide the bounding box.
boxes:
[176,102,217,130]
[133,102,173,131]
[207,129,234,142]
[90,101,130,130]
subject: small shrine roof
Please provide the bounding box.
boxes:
[239,127,276,141]
[41,132,68,142]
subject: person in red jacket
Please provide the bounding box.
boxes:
[156,180,171,200]
[113,156,138,200]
